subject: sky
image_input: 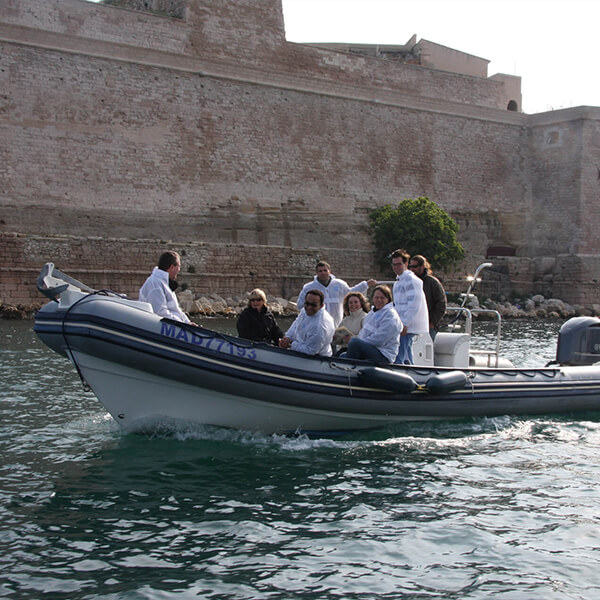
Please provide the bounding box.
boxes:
[281,0,600,114]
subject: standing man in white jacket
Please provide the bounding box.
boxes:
[390,249,429,364]
[139,251,193,324]
[297,261,377,327]
[279,289,335,356]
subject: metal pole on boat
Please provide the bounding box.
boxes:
[460,262,492,308]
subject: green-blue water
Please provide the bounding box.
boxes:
[2,318,600,599]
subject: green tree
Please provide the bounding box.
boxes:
[369,196,464,274]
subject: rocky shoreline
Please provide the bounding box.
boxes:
[466,294,600,320]
[5,290,598,321]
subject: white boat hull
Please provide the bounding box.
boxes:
[75,352,437,434]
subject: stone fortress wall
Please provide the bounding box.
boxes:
[1,0,599,308]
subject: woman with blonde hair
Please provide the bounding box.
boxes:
[236,288,283,345]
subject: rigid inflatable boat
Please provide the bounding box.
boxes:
[33,263,600,435]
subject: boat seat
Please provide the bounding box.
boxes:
[434,332,470,368]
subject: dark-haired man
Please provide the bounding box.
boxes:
[139,251,193,324]
[279,289,335,356]
[390,249,429,364]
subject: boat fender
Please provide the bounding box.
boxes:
[359,367,418,394]
[425,371,468,394]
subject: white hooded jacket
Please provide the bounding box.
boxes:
[358,302,402,362]
[393,270,429,334]
[285,307,335,356]
[139,267,191,324]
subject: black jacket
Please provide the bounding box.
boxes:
[236,306,283,345]
[419,271,447,330]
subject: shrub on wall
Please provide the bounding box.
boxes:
[369,196,465,274]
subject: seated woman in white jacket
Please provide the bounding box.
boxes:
[343,285,402,363]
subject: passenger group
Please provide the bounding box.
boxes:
[139,250,447,365]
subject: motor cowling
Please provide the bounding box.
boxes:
[555,316,600,366]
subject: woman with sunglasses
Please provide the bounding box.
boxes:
[236,288,283,346]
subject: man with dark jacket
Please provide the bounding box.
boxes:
[408,255,447,339]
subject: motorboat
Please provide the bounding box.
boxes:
[33,263,600,435]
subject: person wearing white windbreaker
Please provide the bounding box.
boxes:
[139,251,193,324]
[390,249,429,364]
[279,289,335,357]
[343,285,402,363]
[297,261,377,327]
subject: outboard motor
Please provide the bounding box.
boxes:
[555,317,600,366]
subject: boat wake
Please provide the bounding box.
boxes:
[118,413,600,451]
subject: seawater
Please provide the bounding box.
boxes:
[2,318,600,599]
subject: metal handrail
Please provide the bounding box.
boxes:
[445,306,473,334]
